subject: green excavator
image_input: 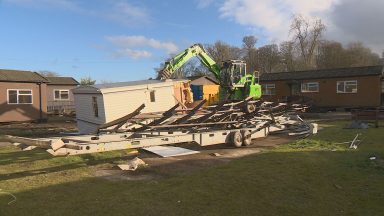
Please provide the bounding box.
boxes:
[157,44,262,101]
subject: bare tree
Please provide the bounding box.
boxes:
[242,35,257,50]
[80,76,96,86]
[279,41,297,71]
[290,14,326,69]
[38,70,60,77]
[258,44,281,73]
[316,40,347,69]
[205,41,242,65]
[242,35,259,73]
[344,42,380,66]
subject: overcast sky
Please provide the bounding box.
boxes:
[0,0,382,82]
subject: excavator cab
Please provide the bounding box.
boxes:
[221,60,247,88]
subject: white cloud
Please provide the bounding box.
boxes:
[3,0,81,11]
[217,0,383,54]
[218,0,338,41]
[106,35,179,59]
[327,0,384,54]
[3,0,151,26]
[107,35,179,54]
[104,1,151,25]
[112,48,152,59]
[196,0,216,9]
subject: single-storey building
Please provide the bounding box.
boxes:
[0,69,49,122]
[260,65,384,108]
[189,76,220,106]
[45,76,79,113]
[73,79,188,134]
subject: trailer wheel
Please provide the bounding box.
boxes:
[245,103,256,113]
[242,130,252,146]
[231,131,243,148]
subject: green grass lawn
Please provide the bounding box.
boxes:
[0,121,384,215]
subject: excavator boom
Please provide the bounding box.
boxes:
[156,43,262,101]
[157,44,221,80]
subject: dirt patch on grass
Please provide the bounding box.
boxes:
[0,142,10,147]
[0,116,77,138]
[95,135,294,181]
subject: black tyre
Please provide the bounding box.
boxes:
[242,130,252,146]
[245,103,256,113]
[231,131,243,148]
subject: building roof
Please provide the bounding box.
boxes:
[260,65,384,81]
[73,79,177,94]
[45,76,79,85]
[93,79,167,89]
[0,69,49,83]
[188,75,219,85]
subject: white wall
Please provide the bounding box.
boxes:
[103,85,176,122]
[77,119,100,134]
[74,93,106,132]
[73,84,177,134]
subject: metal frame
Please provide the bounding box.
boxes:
[6,98,315,156]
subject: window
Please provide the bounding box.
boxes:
[54,90,69,100]
[150,90,156,102]
[7,89,32,104]
[337,80,357,93]
[301,82,319,92]
[262,84,276,95]
[92,96,98,117]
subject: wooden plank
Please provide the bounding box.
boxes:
[4,135,65,150]
[98,104,145,130]
[189,99,227,123]
[149,121,237,129]
[172,99,206,124]
[135,104,180,131]
[173,94,188,110]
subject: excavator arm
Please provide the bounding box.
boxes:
[157,44,221,80]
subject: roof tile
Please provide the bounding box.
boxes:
[0,69,49,83]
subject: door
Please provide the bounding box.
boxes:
[290,83,300,96]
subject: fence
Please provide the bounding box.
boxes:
[47,101,75,114]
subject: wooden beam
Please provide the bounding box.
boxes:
[188,99,227,123]
[4,135,65,150]
[98,104,145,131]
[134,104,180,131]
[149,121,237,129]
[172,100,206,124]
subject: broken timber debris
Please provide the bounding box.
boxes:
[5,98,316,156]
[118,157,147,171]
